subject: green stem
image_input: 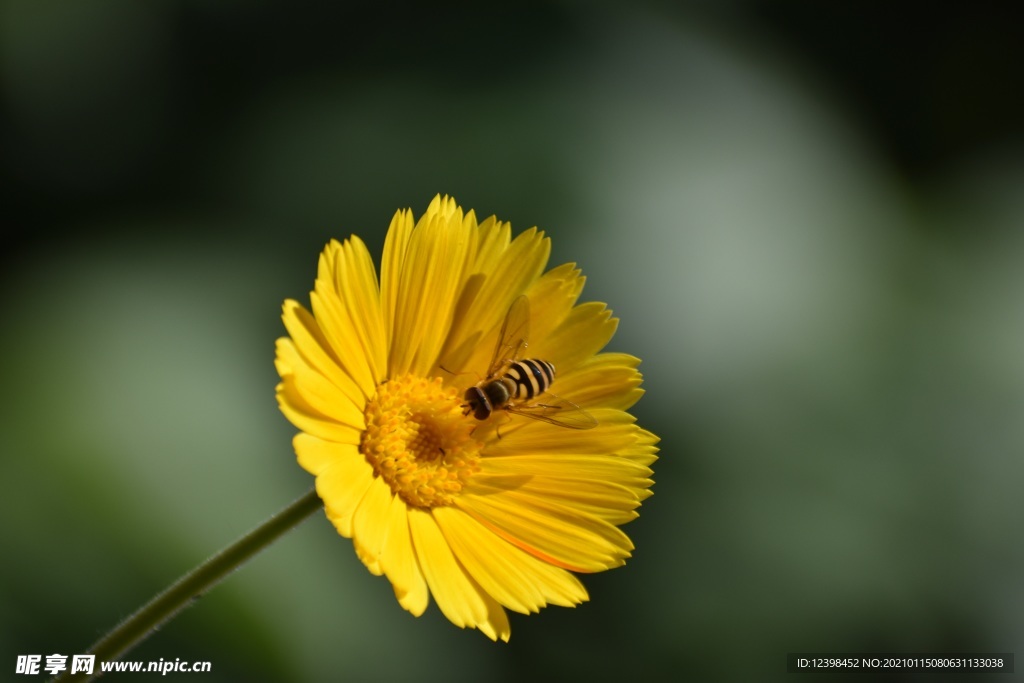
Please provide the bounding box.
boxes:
[54,488,323,683]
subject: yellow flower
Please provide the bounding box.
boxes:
[275,195,658,641]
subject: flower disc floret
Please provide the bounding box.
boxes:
[361,375,480,509]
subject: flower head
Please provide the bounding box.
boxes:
[275,195,658,641]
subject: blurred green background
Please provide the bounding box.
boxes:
[3,2,1023,681]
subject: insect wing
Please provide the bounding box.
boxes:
[507,394,598,430]
[487,295,530,378]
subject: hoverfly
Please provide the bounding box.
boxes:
[463,295,598,429]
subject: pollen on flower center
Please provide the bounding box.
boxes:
[360,374,482,509]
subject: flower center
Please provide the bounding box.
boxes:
[360,374,481,509]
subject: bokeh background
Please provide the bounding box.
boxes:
[3,2,1023,681]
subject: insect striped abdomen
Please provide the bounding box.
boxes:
[504,359,555,400]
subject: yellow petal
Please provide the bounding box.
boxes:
[280,301,366,411]
[377,495,429,616]
[275,337,365,430]
[388,197,472,377]
[470,470,642,525]
[275,376,364,443]
[623,427,661,467]
[531,301,618,372]
[469,215,514,278]
[380,208,415,366]
[434,506,588,613]
[456,487,635,573]
[447,227,550,370]
[553,352,646,411]
[309,239,384,398]
[293,432,360,476]
[481,453,653,491]
[485,418,642,456]
[522,262,586,344]
[436,214,509,366]
[352,476,395,576]
[315,450,375,538]
[408,507,510,641]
